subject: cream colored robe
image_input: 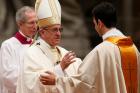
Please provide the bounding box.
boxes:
[16,38,82,93]
[56,28,140,93]
[0,37,30,93]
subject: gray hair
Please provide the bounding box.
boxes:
[15,6,35,23]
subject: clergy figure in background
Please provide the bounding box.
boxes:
[16,0,82,93]
[41,2,140,93]
[0,6,37,93]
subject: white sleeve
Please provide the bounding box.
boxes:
[0,42,18,92]
[54,64,64,76]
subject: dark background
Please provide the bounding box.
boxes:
[0,0,140,58]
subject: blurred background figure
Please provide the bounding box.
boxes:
[0,6,37,93]
[0,0,140,59]
[0,0,36,42]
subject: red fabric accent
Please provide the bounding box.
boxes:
[14,32,32,44]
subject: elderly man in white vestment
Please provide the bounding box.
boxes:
[0,6,37,93]
[16,0,82,93]
[41,2,140,93]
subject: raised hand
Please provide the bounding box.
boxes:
[60,51,76,70]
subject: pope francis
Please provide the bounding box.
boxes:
[16,0,82,93]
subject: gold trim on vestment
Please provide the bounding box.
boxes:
[106,36,138,93]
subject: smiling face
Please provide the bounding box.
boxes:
[39,24,63,47]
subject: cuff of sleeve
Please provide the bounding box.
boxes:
[54,64,64,77]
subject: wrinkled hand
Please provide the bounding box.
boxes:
[60,51,76,70]
[39,71,56,85]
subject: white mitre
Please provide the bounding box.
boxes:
[35,0,61,28]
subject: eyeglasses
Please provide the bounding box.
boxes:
[24,21,37,26]
[43,27,63,33]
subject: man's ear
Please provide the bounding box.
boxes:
[39,30,43,35]
[39,29,46,36]
[17,21,23,27]
[98,19,104,28]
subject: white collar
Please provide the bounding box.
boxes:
[102,28,125,40]
[37,38,57,49]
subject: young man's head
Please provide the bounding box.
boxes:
[92,2,117,36]
[16,6,37,38]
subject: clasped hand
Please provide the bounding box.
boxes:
[39,51,76,85]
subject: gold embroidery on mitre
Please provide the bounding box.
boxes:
[38,17,61,28]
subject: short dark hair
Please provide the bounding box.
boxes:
[92,2,117,28]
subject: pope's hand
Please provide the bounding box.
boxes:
[60,51,76,70]
[39,71,56,85]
